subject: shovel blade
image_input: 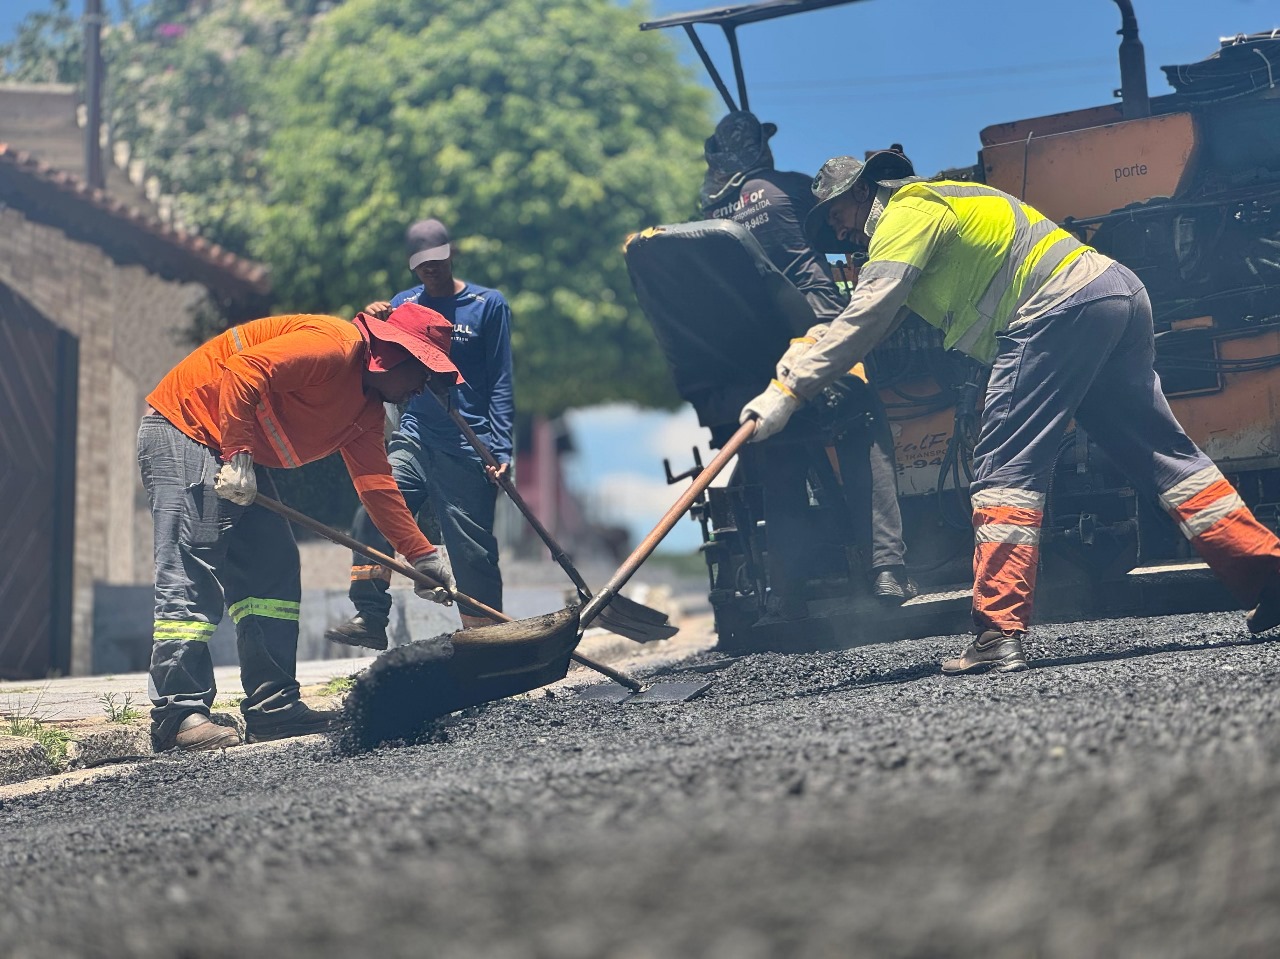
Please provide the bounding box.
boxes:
[576,679,711,705]
[630,680,711,703]
[592,593,679,643]
[340,607,581,752]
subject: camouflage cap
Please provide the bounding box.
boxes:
[703,111,778,182]
[803,150,916,253]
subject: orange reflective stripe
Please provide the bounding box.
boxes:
[1158,467,1280,604]
[350,564,392,582]
[971,488,1045,633]
[973,503,1043,528]
[972,541,1039,633]
[1165,478,1245,539]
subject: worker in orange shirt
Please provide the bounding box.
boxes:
[140,303,460,751]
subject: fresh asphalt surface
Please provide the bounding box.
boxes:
[3,610,1279,958]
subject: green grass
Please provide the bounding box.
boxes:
[318,675,355,697]
[4,715,72,768]
[98,692,144,724]
[212,696,244,711]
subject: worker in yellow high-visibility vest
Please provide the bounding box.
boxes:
[742,151,1280,674]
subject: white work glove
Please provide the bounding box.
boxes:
[776,336,815,382]
[412,550,456,606]
[741,380,802,443]
[213,452,257,505]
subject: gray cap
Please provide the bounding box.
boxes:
[406,218,451,269]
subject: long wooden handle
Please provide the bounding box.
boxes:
[579,419,756,630]
[254,493,503,620]
[435,396,593,598]
[252,493,641,691]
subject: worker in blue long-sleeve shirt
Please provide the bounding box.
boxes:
[327,217,515,647]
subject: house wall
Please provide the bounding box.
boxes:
[0,204,209,674]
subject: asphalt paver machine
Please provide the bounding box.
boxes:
[628,0,1280,649]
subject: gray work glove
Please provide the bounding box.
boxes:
[741,380,802,443]
[412,551,456,606]
[213,452,257,505]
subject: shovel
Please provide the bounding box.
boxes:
[430,393,677,644]
[254,493,642,691]
[259,419,754,745]
[570,419,756,704]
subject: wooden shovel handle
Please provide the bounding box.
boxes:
[252,493,641,692]
[579,419,756,629]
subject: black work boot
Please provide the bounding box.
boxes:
[1247,578,1280,635]
[160,713,241,752]
[245,705,339,744]
[871,566,919,606]
[324,613,389,651]
[941,630,1029,675]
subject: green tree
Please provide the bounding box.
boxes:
[249,0,709,415]
[2,0,713,524]
[2,0,329,251]
[105,0,330,251]
[0,0,82,83]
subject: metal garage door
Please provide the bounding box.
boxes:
[0,283,77,678]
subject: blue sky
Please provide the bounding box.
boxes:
[4,0,1277,552]
[578,0,1278,552]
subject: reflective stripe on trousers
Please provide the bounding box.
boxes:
[139,414,303,737]
[1158,464,1280,604]
[971,488,1045,634]
[966,263,1280,635]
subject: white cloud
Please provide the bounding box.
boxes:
[563,403,741,552]
[591,470,708,553]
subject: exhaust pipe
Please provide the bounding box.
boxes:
[1112,0,1151,120]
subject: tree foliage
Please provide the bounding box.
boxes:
[0,0,83,83]
[3,0,708,416]
[248,0,708,414]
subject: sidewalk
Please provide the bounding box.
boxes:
[0,606,718,797]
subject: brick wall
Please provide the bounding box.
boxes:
[0,204,210,674]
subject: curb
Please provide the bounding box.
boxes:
[0,602,713,795]
[0,690,344,793]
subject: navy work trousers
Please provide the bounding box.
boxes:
[348,433,502,622]
[969,262,1280,633]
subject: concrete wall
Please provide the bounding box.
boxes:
[0,204,209,674]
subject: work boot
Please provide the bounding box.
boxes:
[941,630,1029,675]
[1247,578,1280,634]
[245,705,339,744]
[871,566,919,606]
[162,713,241,752]
[324,613,389,651]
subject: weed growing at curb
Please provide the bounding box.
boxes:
[319,676,355,697]
[99,692,143,724]
[4,715,72,768]
[2,688,72,768]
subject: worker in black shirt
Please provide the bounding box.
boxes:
[701,111,916,605]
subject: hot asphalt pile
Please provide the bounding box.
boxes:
[2,609,1279,958]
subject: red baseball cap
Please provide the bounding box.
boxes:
[354,302,463,385]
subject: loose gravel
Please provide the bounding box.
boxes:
[2,610,1278,959]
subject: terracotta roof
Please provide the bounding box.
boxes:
[0,141,270,294]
